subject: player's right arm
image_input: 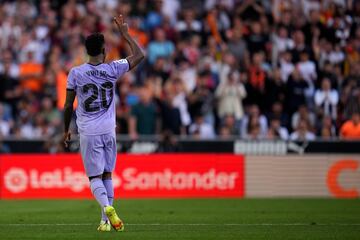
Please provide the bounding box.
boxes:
[63,70,77,148]
[114,15,145,70]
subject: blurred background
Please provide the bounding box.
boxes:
[0,0,360,154]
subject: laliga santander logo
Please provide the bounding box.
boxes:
[4,168,28,193]
[4,167,121,194]
[120,168,239,190]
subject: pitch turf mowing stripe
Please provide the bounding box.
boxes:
[1,223,360,226]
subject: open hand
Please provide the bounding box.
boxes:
[113,15,128,35]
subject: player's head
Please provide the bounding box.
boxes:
[85,33,105,60]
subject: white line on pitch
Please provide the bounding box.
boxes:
[0,223,360,226]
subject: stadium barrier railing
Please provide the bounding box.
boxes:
[2,135,360,154]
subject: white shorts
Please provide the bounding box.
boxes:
[79,132,117,177]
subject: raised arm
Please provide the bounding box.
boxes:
[114,15,145,70]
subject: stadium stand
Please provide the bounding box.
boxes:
[0,0,360,152]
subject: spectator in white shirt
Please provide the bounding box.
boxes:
[290,119,316,141]
[175,9,202,34]
[161,0,180,25]
[273,26,294,63]
[319,42,345,68]
[297,51,317,85]
[171,77,191,128]
[314,78,339,120]
[189,114,215,139]
[279,51,295,83]
[216,71,247,121]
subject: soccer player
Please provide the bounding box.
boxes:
[63,15,144,232]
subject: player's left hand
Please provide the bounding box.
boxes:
[63,131,71,148]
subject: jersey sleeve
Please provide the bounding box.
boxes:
[66,69,77,90]
[109,59,130,79]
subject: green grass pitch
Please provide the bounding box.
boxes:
[0,199,359,240]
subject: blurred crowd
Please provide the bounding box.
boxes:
[1,0,360,151]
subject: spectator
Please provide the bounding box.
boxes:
[148,57,170,83]
[182,35,201,65]
[286,69,309,115]
[188,71,215,125]
[175,9,202,38]
[263,68,286,112]
[189,114,215,139]
[267,102,289,129]
[128,18,149,49]
[279,51,295,83]
[33,115,54,138]
[215,71,247,121]
[161,0,180,25]
[147,28,175,64]
[115,80,135,134]
[267,118,289,140]
[39,97,61,132]
[145,0,164,31]
[0,103,13,137]
[291,30,312,63]
[157,91,183,135]
[240,104,268,138]
[314,78,339,120]
[246,52,267,105]
[318,61,339,89]
[0,50,19,78]
[340,112,360,139]
[227,24,248,68]
[170,77,191,130]
[290,119,316,141]
[129,86,158,139]
[19,51,44,93]
[219,114,240,137]
[0,56,21,117]
[178,59,197,92]
[319,42,345,67]
[18,114,36,139]
[246,21,268,55]
[297,51,317,85]
[273,26,294,62]
[244,117,262,140]
[291,105,316,132]
[236,0,265,21]
[317,116,337,139]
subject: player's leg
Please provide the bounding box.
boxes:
[102,132,124,231]
[80,134,111,231]
[89,175,110,209]
[89,175,111,232]
[102,172,114,206]
[100,172,114,222]
[103,132,117,206]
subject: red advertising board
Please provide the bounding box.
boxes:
[0,154,244,199]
